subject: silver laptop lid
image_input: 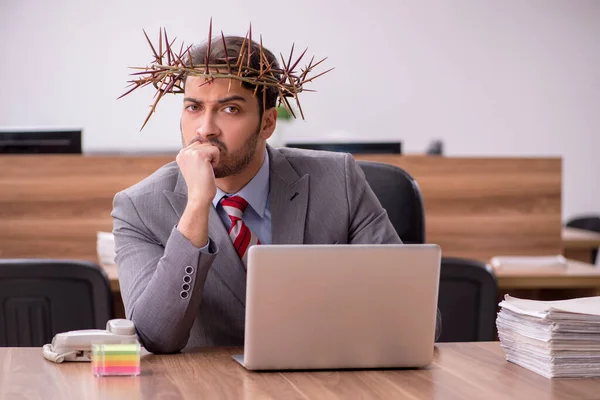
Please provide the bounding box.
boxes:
[240,244,441,370]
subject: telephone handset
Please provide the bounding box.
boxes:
[42,319,139,363]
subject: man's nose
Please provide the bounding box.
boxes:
[196,113,220,140]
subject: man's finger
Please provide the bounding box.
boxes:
[182,143,220,166]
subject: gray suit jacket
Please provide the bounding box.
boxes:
[112,146,420,353]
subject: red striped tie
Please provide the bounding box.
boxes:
[221,195,261,264]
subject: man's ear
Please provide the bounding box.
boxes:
[259,107,278,140]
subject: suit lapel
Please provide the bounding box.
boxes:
[268,146,309,244]
[163,167,189,219]
[164,171,247,307]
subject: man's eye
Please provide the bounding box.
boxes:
[186,105,200,112]
[223,106,239,114]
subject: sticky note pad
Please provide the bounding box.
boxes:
[92,343,141,376]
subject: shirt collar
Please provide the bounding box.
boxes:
[212,151,270,218]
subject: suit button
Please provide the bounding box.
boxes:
[180,291,189,299]
[183,275,192,284]
[185,266,194,274]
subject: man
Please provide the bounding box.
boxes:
[112,35,435,354]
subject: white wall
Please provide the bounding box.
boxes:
[1,0,599,220]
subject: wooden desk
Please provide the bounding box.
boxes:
[102,263,119,293]
[493,259,600,300]
[2,343,599,399]
[495,260,600,291]
[563,227,600,263]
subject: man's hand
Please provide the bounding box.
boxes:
[175,141,220,248]
[176,141,220,206]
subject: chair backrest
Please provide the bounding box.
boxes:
[357,160,426,244]
[0,259,113,346]
[566,215,600,263]
[437,257,498,342]
[566,215,600,232]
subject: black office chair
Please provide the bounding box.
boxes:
[566,215,600,263]
[357,160,426,244]
[437,257,498,342]
[0,259,113,347]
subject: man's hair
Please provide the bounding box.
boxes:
[184,36,281,117]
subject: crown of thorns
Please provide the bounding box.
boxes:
[119,19,333,130]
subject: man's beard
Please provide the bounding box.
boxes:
[213,126,260,178]
[181,122,261,179]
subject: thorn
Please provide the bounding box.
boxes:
[221,31,232,74]
[205,17,213,73]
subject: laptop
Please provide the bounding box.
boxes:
[233,244,441,371]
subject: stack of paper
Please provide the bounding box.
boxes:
[97,231,116,267]
[497,295,600,378]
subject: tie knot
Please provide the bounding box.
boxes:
[221,195,249,222]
